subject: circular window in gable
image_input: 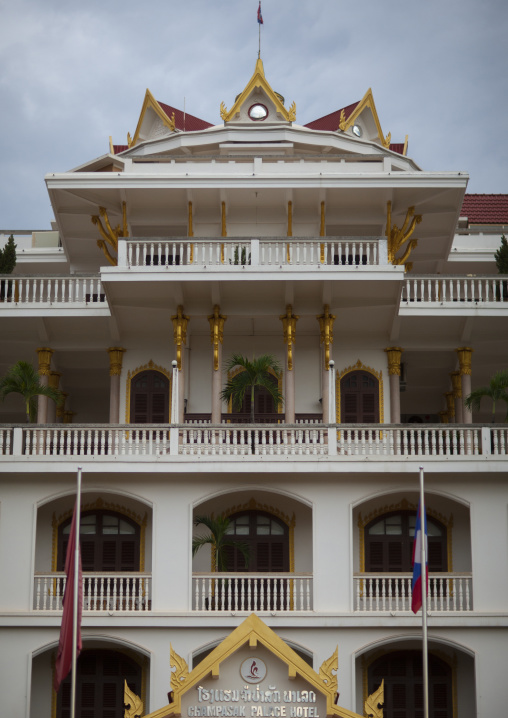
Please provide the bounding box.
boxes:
[248,103,268,121]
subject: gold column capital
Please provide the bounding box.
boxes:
[63,410,75,424]
[188,201,194,238]
[48,371,61,390]
[221,201,227,238]
[317,305,336,371]
[172,306,190,370]
[36,347,53,376]
[279,304,299,371]
[450,371,462,398]
[208,305,227,371]
[456,347,473,375]
[438,410,449,424]
[107,347,126,376]
[384,347,403,376]
[445,391,455,418]
[287,200,293,238]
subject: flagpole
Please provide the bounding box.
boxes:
[419,465,429,718]
[71,466,82,718]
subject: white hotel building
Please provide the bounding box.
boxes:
[1,59,507,718]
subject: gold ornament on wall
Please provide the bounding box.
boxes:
[319,647,338,693]
[365,679,384,718]
[317,305,336,370]
[170,645,189,694]
[280,305,299,371]
[385,201,422,269]
[172,306,190,371]
[124,681,143,718]
[208,305,227,371]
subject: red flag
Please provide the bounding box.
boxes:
[54,502,82,692]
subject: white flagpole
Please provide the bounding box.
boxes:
[71,466,82,718]
[419,465,429,718]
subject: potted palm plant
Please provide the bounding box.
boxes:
[192,515,250,609]
[0,360,62,422]
[220,354,283,422]
[464,369,508,422]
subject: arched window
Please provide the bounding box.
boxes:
[57,649,142,718]
[368,650,452,718]
[365,510,447,573]
[130,370,169,423]
[224,511,289,572]
[340,370,379,423]
[58,511,140,572]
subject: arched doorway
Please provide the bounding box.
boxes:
[368,650,453,718]
[365,510,447,573]
[57,649,142,718]
[130,369,170,423]
[340,370,380,423]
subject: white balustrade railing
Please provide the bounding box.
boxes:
[33,573,151,611]
[1,424,505,459]
[0,275,106,305]
[354,573,472,612]
[125,237,381,268]
[336,427,483,456]
[192,573,313,612]
[0,428,13,455]
[181,425,326,456]
[402,275,508,304]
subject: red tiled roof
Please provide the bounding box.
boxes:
[157,101,214,132]
[461,195,508,224]
[304,101,360,131]
[113,144,129,154]
[389,143,405,155]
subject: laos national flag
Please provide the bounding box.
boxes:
[257,2,263,24]
[411,500,428,613]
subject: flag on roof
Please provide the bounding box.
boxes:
[411,500,428,614]
[257,2,263,24]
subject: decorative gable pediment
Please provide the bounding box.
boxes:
[131,89,177,146]
[339,89,391,148]
[221,59,296,125]
[144,614,363,718]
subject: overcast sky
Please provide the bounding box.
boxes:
[1,0,507,230]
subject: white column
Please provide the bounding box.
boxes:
[36,347,53,424]
[384,347,403,423]
[107,347,126,424]
[457,347,473,424]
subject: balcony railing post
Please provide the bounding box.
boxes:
[378,237,388,265]
[250,238,260,266]
[12,426,23,456]
[481,426,492,455]
[117,238,127,267]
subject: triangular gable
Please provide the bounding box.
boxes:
[144,614,362,718]
[220,59,296,123]
[129,89,213,147]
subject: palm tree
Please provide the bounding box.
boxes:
[0,360,62,422]
[220,354,283,422]
[192,515,250,571]
[464,369,508,422]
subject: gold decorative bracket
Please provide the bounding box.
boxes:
[280,305,299,371]
[385,201,422,268]
[107,347,126,376]
[208,305,227,371]
[384,347,403,376]
[319,647,338,694]
[317,305,336,370]
[365,679,384,718]
[172,306,189,370]
[91,203,129,266]
[124,680,143,718]
[170,645,189,696]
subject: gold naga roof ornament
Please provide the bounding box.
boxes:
[364,680,384,718]
[124,680,144,718]
[385,201,422,270]
[220,58,296,123]
[91,202,129,266]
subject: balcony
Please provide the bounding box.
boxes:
[0,275,108,314]
[1,424,507,460]
[121,236,385,269]
[33,572,152,612]
[353,573,473,612]
[400,275,508,314]
[192,572,313,612]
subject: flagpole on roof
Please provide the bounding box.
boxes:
[70,466,82,718]
[257,2,263,59]
[419,465,429,718]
